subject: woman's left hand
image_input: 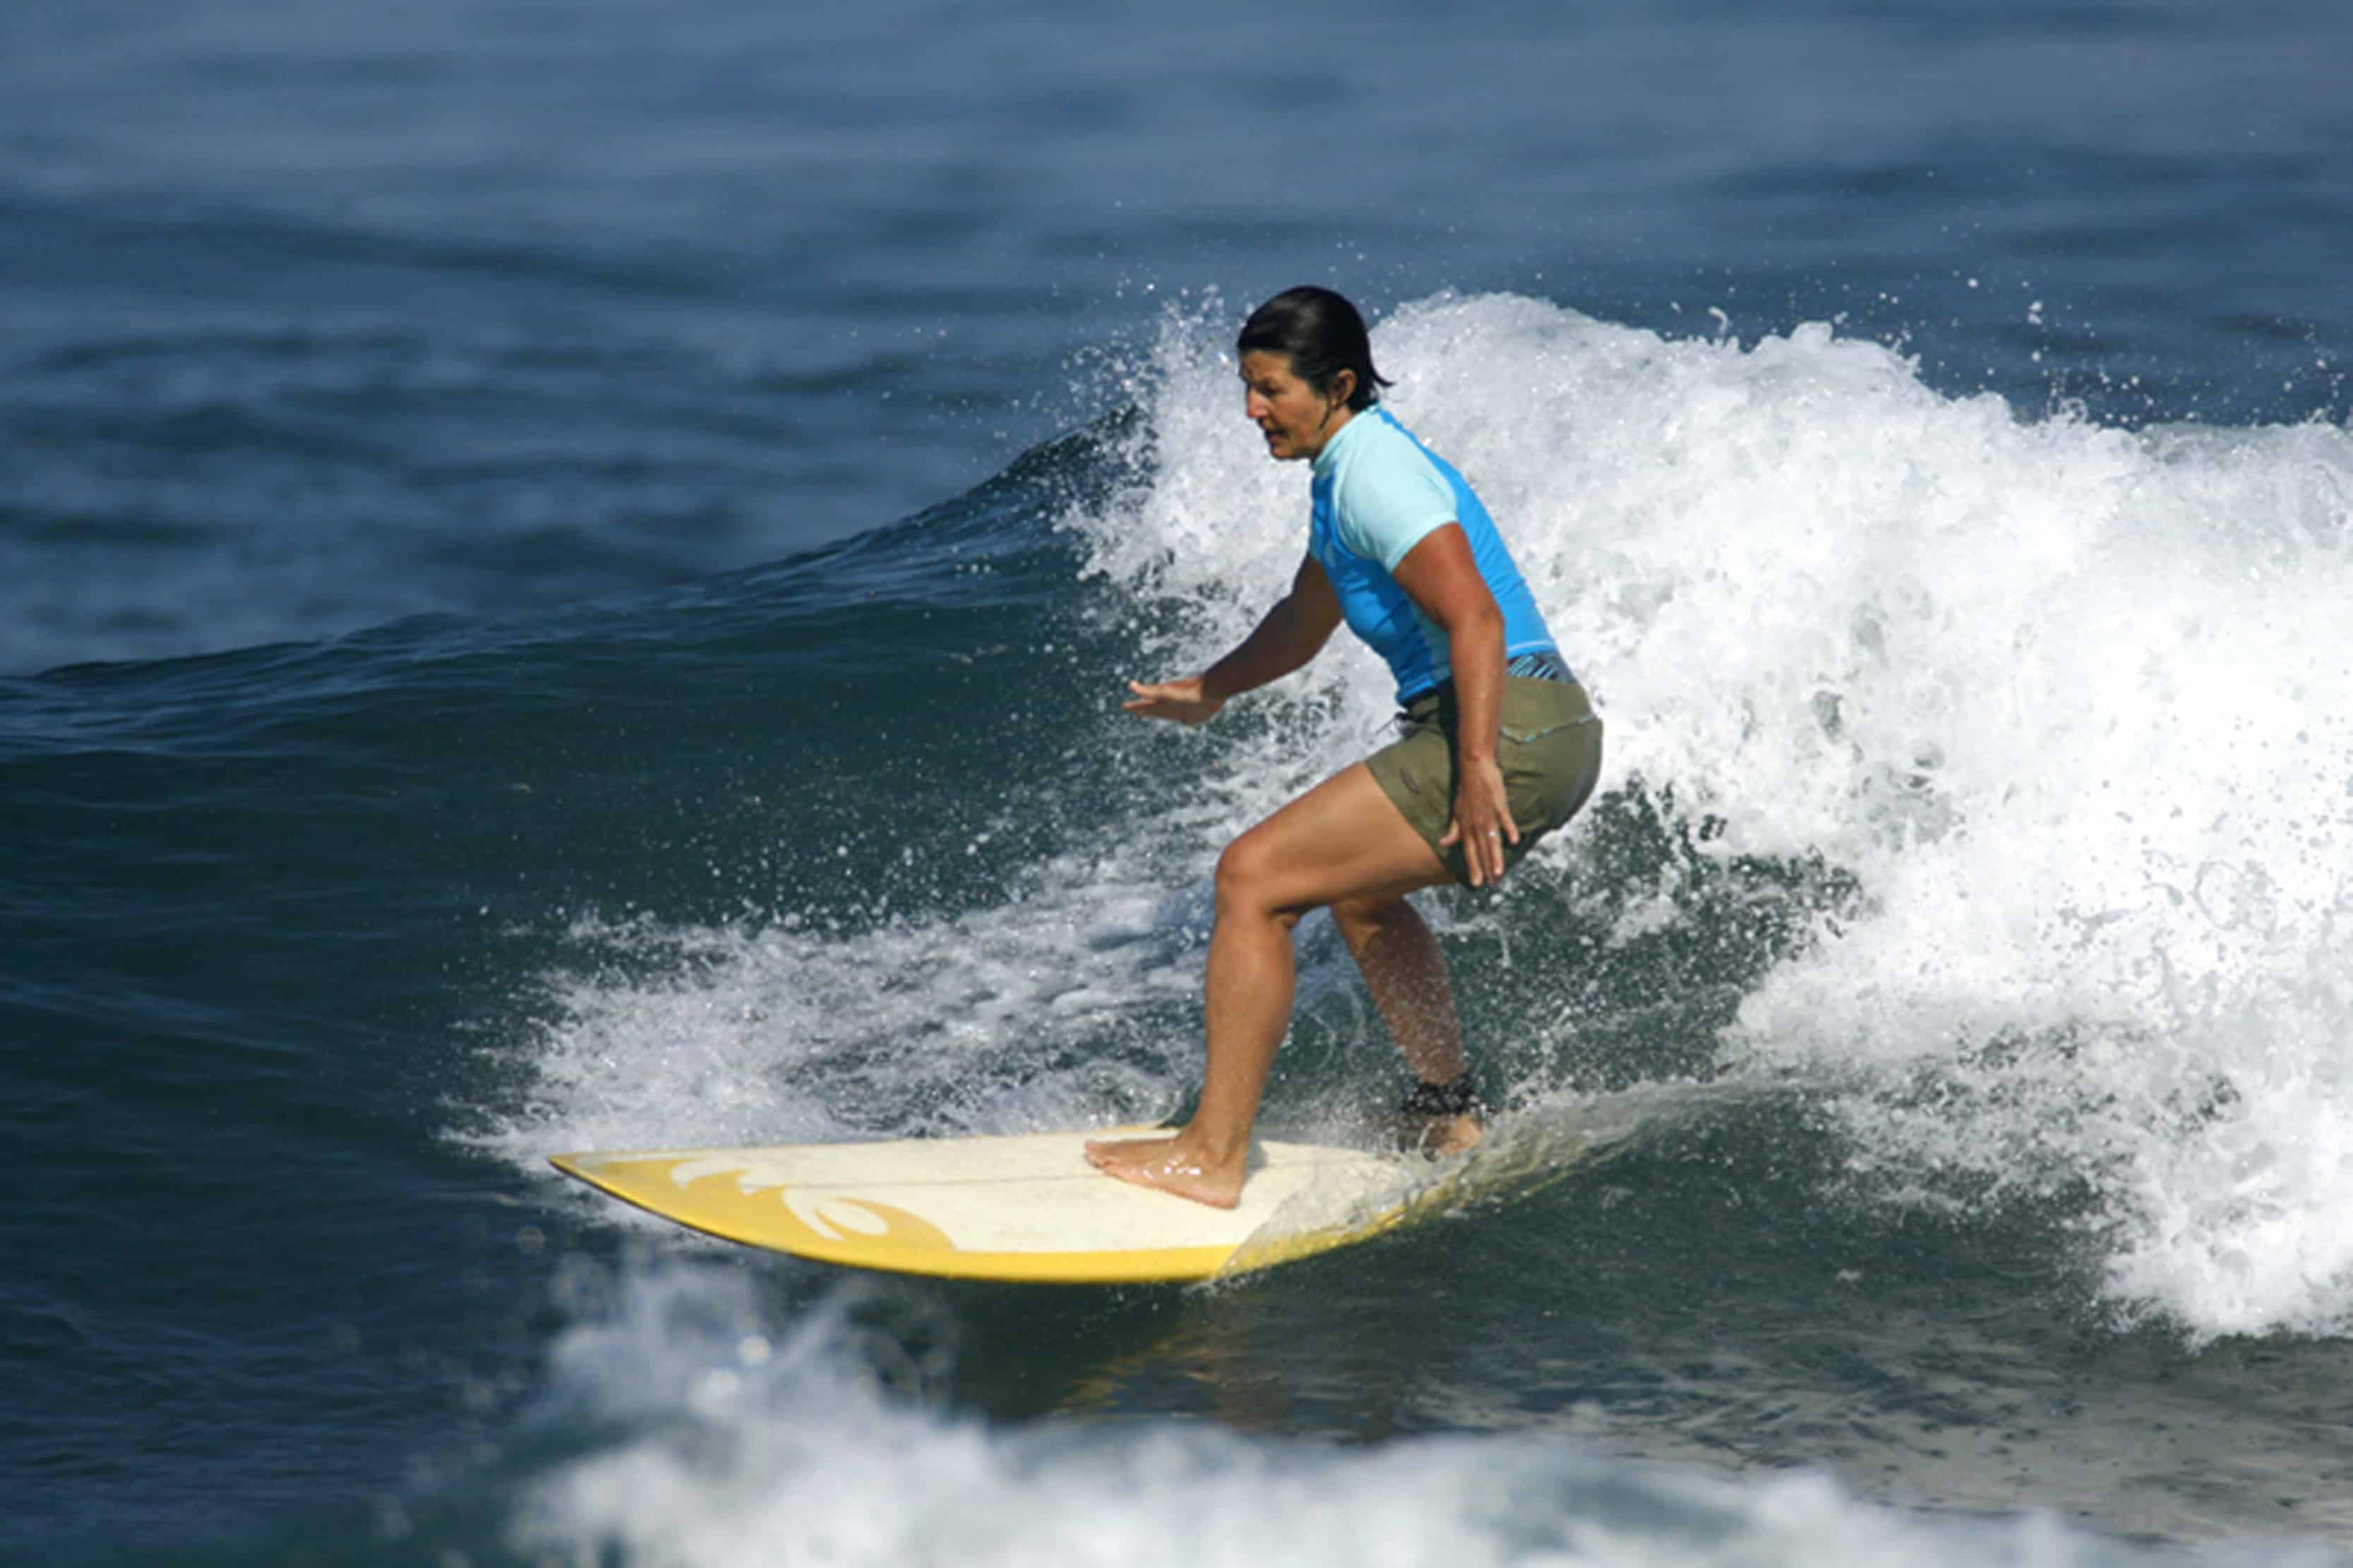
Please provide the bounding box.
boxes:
[1439,755,1519,887]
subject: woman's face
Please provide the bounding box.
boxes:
[1239,349,1353,462]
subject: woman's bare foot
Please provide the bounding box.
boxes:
[1425,1111,1483,1156]
[1384,1072,1486,1156]
[1083,1133,1248,1209]
[1370,1109,1485,1156]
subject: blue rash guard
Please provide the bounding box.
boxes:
[1307,407,1564,705]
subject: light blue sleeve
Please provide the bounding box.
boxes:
[1334,434,1458,570]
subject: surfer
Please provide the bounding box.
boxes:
[1086,287,1603,1208]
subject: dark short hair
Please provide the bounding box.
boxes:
[1236,287,1393,412]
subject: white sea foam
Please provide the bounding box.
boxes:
[476,875,1204,1169]
[498,1263,2338,1568]
[1081,293,2353,1341]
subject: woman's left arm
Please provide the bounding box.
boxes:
[1389,525,1515,887]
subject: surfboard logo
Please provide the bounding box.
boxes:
[783,1189,890,1242]
[551,1152,967,1260]
[647,1155,962,1257]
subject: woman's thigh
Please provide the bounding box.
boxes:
[1219,762,1453,918]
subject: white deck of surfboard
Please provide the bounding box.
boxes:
[550,1125,1423,1283]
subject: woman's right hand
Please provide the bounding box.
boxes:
[1122,676,1225,726]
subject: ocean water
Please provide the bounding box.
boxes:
[6,0,2353,1562]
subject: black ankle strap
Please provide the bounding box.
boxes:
[1398,1072,1484,1118]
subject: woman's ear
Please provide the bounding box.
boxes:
[1327,367,1358,410]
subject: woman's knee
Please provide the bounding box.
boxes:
[1214,831,1274,909]
[1329,892,1414,947]
[1214,832,1307,927]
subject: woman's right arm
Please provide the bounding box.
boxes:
[1124,553,1341,724]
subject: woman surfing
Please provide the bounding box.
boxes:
[1086,287,1603,1208]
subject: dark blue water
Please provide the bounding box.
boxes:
[6,1,2353,1562]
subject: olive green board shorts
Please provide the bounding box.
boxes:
[1363,678,1604,888]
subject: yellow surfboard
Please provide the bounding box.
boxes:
[549,1125,1426,1284]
